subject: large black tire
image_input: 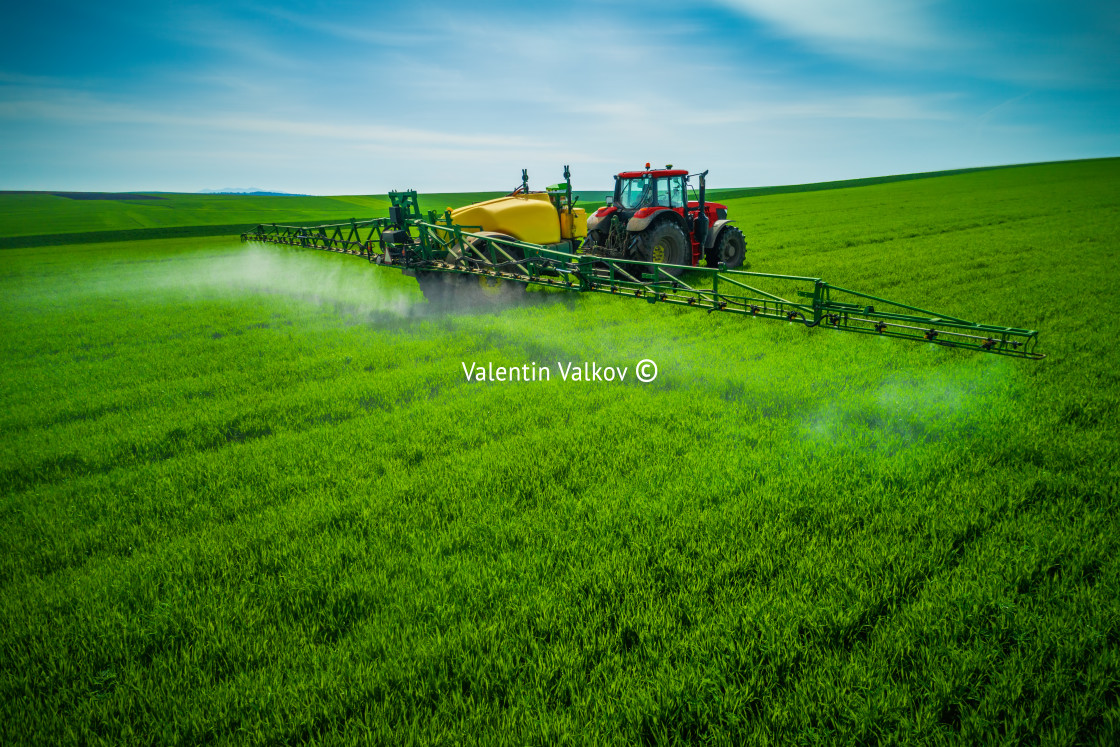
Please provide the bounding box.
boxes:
[416,235,527,311]
[468,235,528,305]
[706,225,746,270]
[638,220,690,279]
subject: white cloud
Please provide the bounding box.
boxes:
[682,93,958,126]
[714,0,944,58]
[251,5,447,48]
[0,94,553,150]
[712,0,1120,88]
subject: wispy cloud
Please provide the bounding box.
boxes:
[0,71,70,87]
[713,0,944,59]
[681,93,959,126]
[0,93,553,150]
[712,0,1120,88]
[248,5,438,47]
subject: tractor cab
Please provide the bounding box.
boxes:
[612,169,689,212]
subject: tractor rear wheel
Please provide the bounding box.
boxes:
[639,221,689,278]
[706,225,746,270]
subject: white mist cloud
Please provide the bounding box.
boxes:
[61,243,425,318]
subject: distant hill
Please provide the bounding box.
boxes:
[198,188,308,196]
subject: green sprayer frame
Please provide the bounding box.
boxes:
[243,189,1044,360]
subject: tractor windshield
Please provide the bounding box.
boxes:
[616,176,653,209]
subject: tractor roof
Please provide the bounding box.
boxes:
[617,169,689,178]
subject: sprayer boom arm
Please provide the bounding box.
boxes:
[241,189,1043,360]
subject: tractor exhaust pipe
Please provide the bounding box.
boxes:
[693,170,710,250]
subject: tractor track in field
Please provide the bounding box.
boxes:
[806,469,1084,658]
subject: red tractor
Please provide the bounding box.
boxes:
[583,164,745,277]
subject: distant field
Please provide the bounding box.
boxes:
[1,159,1118,743]
[0,191,516,248]
[0,192,387,239]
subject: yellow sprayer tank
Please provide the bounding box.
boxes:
[450,193,587,245]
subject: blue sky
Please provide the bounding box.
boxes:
[1,0,1116,193]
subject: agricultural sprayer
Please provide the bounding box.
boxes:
[242,166,1044,360]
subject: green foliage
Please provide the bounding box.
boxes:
[1,160,1118,744]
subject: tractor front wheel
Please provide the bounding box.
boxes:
[707,225,746,270]
[582,229,605,253]
[639,221,689,278]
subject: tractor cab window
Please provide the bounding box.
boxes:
[659,176,685,208]
[616,177,653,209]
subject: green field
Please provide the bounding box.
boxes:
[1,159,1118,744]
